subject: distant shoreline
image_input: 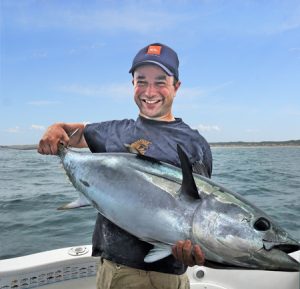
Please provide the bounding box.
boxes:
[1,140,300,150]
[0,145,38,150]
[209,140,300,147]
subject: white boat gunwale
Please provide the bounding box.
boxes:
[0,245,299,289]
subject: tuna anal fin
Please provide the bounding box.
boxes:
[57,194,91,210]
[177,144,200,200]
[144,242,172,263]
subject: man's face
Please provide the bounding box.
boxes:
[133,64,180,121]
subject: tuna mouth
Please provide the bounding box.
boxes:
[274,243,300,254]
[263,240,300,253]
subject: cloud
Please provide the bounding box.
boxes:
[177,87,206,99]
[59,83,132,99]
[195,124,221,132]
[5,126,21,133]
[278,16,300,33]
[261,5,300,35]
[8,4,189,34]
[281,106,300,117]
[178,81,234,100]
[30,124,45,131]
[68,43,106,55]
[289,48,300,52]
[4,125,45,134]
[289,47,300,59]
[28,100,61,106]
[4,1,300,37]
[31,50,48,59]
[246,128,260,133]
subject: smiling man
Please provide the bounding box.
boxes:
[38,43,213,289]
[133,65,179,121]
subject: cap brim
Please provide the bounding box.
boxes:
[129,60,174,76]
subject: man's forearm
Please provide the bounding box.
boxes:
[60,123,87,148]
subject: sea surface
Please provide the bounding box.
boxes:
[0,146,299,260]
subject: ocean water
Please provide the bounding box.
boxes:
[0,146,299,260]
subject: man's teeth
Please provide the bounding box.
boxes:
[143,99,161,104]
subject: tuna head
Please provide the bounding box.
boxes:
[174,143,299,271]
[190,181,300,271]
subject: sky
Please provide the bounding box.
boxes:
[1,0,300,145]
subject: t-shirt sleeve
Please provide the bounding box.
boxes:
[84,122,109,153]
[83,119,134,153]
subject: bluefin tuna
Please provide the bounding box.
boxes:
[58,145,300,271]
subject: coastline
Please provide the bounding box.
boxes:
[0,144,38,150]
[210,140,300,148]
[1,140,300,150]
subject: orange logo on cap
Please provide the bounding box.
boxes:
[147,45,162,55]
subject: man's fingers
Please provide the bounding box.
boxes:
[38,139,51,155]
[193,245,205,266]
[37,129,69,155]
[176,241,184,262]
[182,240,194,266]
[173,241,184,262]
[60,131,70,147]
[51,142,59,155]
[173,240,197,266]
[172,245,178,259]
[172,240,205,267]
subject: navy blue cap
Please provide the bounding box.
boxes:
[129,43,179,80]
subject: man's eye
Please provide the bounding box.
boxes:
[137,81,147,86]
[156,82,166,87]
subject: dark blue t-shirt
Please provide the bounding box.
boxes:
[84,116,212,274]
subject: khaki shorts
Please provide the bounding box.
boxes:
[96,258,190,289]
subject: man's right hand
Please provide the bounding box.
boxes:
[38,123,70,155]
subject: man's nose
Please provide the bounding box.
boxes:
[145,84,157,96]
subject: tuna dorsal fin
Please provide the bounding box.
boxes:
[177,144,200,200]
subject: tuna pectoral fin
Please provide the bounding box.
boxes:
[144,242,172,263]
[57,194,91,210]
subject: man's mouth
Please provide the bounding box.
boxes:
[142,99,162,104]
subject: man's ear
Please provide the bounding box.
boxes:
[174,80,181,92]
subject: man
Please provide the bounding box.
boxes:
[38,43,212,289]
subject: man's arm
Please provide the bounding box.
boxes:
[38,122,87,155]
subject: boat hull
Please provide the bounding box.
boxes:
[0,246,299,289]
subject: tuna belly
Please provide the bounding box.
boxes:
[98,184,192,245]
[78,165,190,241]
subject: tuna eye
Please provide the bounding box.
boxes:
[254,217,270,231]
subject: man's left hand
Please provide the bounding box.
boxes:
[172,240,205,267]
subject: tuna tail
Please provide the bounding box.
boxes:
[57,143,68,159]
